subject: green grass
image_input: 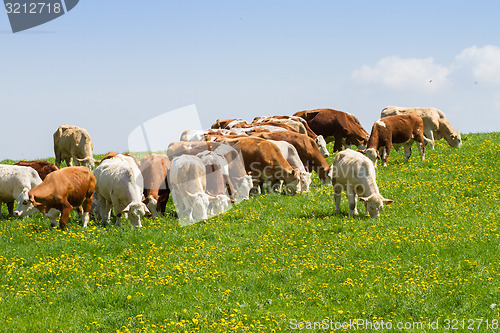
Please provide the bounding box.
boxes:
[1,133,499,332]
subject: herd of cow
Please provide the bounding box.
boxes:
[0,107,462,229]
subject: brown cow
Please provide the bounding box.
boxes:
[249,131,333,185]
[294,109,369,152]
[214,137,300,194]
[364,114,431,167]
[252,115,329,157]
[14,166,96,230]
[139,153,171,217]
[14,160,59,180]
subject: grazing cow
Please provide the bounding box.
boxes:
[196,151,232,215]
[214,137,300,194]
[169,155,215,224]
[250,131,333,185]
[253,116,329,157]
[267,140,312,193]
[365,115,430,167]
[294,109,370,152]
[381,106,462,149]
[14,160,58,180]
[14,166,96,229]
[94,157,148,228]
[53,125,97,170]
[0,165,42,219]
[139,153,171,218]
[332,149,393,218]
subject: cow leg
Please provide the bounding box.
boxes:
[45,209,61,228]
[423,128,435,150]
[97,196,112,226]
[382,145,391,167]
[58,203,73,230]
[333,136,343,152]
[6,201,14,216]
[346,185,358,216]
[404,144,412,163]
[418,141,425,161]
[333,183,343,214]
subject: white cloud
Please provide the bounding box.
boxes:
[453,45,500,84]
[352,56,450,91]
[352,45,500,91]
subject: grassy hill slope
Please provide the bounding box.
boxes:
[0,132,499,332]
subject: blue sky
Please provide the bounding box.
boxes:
[1,1,500,160]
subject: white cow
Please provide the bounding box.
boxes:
[332,149,393,218]
[169,155,214,224]
[0,165,42,219]
[93,157,148,228]
[267,140,312,193]
[381,106,462,149]
[196,151,232,216]
[53,125,97,169]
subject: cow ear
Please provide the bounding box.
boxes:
[359,149,366,155]
[383,198,394,205]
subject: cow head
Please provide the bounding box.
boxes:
[187,192,210,221]
[13,188,39,217]
[234,175,253,202]
[144,195,159,218]
[76,156,97,170]
[316,135,329,157]
[285,169,301,195]
[450,131,462,148]
[320,165,334,186]
[359,194,393,218]
[364,148,379,164]
[208,194,231,217]
[123,202,149,228]
[299,171,312,193]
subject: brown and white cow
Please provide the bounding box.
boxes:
[139,153,171,218]
[14,166,96,229]
[365,114,431,167]
[249,131,333,185]
[294,109,370,152]
[14,160,58,180]
[53,125,97,170]
[380,106,462,149]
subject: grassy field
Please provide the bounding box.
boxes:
[0,132,499,332]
